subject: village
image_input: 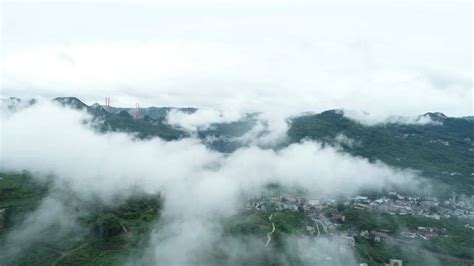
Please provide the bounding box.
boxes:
[244,191,474,247]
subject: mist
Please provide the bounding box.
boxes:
[0,101,428,264]
[1,1,471,264]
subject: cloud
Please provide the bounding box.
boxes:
[1,1,469,263]
[3,194,88,258]
[236,112,290,147]
[1,2,472,122]
[334,133,360,148]
[341,109,444,126]
[287,236,358,265]
[166,108,243,131]
[139,230,359,266]
[0,101,426,263]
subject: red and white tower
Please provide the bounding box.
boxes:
[105,97,111,111]
[134,103,140,120]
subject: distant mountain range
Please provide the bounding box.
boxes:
[52,97,192,140]
[2,96,474,195]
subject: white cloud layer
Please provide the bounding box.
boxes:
[1,101,421,200]
[1,1,468,262]
[0,102,426,264]
[166,108,243,131]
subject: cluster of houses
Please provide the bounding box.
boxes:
[246,191,474,221]
[400,226,444,240]
[347,192,474,220]
[245,195,302,212]
[244,191,473,247]
[243,192,474,265]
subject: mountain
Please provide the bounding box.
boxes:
[2,96,474,265]
[106,106,197,120]
[51,97,258,150]
[54,97,89,110]
[197,114,259,152]
[0,97,37,112]
[52,97,186,140]
[5,97,474,193]
[421,112,448,123]
[287,110,474,194]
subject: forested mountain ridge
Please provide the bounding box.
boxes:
[288,110,474,194]
[3,96,473,194]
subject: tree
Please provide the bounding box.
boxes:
[336,202,346,212]
[94,213,123,239]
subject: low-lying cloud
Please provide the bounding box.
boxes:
[342,109,445,126]
[0,101,426,264]
[166,108,243,131]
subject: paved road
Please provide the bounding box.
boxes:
[51,242,90,266]
[313,219,327,235]
[265,214,276,247]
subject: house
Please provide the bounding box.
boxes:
[353,196,369,201]
[344,236,355,247]
[401,231,416,239]
[389,259,403,266]
[375,198,385,204]
[281,203,298,211]
[359,230,369,238]
[280,195,300,204]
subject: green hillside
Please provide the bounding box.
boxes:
[287,110,474,194]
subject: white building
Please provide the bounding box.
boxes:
[389,259,403,266]
[307,199,320,206]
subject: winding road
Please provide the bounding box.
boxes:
[265,214,275,247]
[51,242,90,266]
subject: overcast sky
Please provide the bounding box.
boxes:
[1,0,472,117]
[0,2,470,262]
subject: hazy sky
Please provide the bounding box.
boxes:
[1,0,472,117]
[1,3,467,262]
